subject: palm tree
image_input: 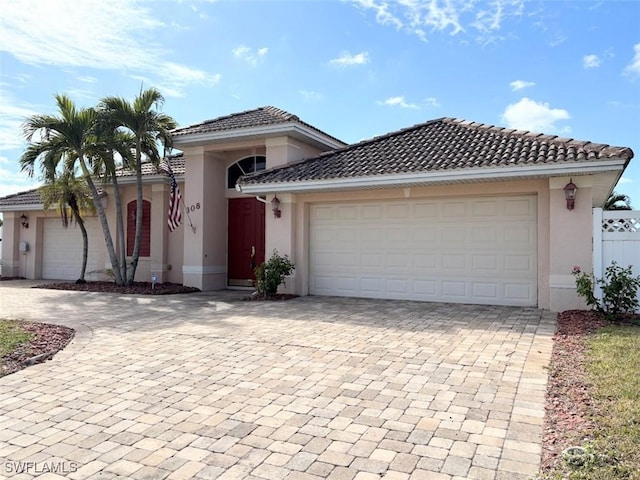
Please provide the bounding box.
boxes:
[99,88,176,284]
[604,191,632,211]
[20,94,127,285]
[39,170,95,283]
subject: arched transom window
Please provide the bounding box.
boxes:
[227,155,266,189]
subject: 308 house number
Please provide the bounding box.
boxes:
[186,203,201,212]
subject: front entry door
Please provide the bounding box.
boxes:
[228,197,265,286]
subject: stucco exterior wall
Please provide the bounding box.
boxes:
[263,177,595,311]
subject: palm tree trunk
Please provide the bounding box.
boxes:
[75,213,89,283]
[78,155,125,285]
[127,139,143,284]
[112,173,127,283]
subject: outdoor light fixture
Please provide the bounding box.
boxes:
[20,214,29,229]
[564,179,578,210]
[271,196,281,218]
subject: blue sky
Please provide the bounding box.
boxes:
[1,0,639,206]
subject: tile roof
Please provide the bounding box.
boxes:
[171,106,345,145]
[0,157,184,207]
[115,155,185,177]
[0,189,42,207]
[239,117,634,186]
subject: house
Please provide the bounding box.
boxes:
[0,106,633,311]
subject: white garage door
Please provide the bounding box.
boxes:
[43,217,101,280]
[309,195,537,306]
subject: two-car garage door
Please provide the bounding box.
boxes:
[309,195,537,306]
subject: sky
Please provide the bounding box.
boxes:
[0,0,639,207]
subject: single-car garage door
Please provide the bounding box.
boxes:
[309,195,537,306]
[43,217,101,280]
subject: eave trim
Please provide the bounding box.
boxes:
[238,159,627,194]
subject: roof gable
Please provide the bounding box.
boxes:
[171,106,346,148]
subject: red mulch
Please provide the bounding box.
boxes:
[34,281,200,295]
[1,321,75,377]
[541,309,640,472]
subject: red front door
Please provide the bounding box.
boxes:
[228,198,265,286]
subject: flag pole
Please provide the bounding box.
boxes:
[163,148,195,234]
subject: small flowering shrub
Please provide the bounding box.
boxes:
[254,250,295,297]
[571,266,599,310]
[572,262,640,316]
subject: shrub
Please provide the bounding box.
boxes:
[254,250,295,297]
[572,262,640,316]
[599,263,640,315]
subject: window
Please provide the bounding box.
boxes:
[127,200,151,257]
[227,155,266,189]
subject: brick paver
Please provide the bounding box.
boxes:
[0,281,555,479]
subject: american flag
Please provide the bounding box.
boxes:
[160,160,182,232]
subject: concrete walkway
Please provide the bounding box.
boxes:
[0,282,555,480]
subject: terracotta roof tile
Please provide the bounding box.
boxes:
[172,106,345,145]
[239,117,633,186]
[0,157,184,207]
[0,189,42,207]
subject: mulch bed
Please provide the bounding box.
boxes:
[541,309,640,473]
[34,281,200,295]
[1,321,75,377]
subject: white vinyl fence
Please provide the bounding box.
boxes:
[593,208,640,310]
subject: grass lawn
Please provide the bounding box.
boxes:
[550,321,640,479]
[0,319,34,373]
[0,319,33,357]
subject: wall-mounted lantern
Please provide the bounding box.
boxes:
[271,196,281,218]
[564,179,578,210]
[20,214,29,229]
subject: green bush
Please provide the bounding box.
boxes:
[254,250,295,297]
[572,262,640,316]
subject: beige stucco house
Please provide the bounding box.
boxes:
[0,106,633,311]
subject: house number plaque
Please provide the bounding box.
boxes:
[186,203,201,212]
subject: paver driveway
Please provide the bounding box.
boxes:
[0,282,555,480]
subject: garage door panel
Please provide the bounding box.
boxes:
[504,283,534,302]
[442,281,467,298]
[472,200,500,216]
[442,201,467,217]
[413,202,438,218]
[504,255,535,273]
[471,254,498,272]
[472,282,499,300]
[505,198,535,216]
[309,195,537,306]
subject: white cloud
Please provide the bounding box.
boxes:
[350,0,524,42]
[510,80,535,91]
[424,97,440,107]
[77,75,98,84]
[378,96,420,109]
[0,93,39,152]
[298,90,323,102]
[583,54,601,69]
[501,97,571,133]
[0,0,221,97]
[617,177,632,184]
[624,43,640,77]
[330,51,370,66]
[232,45,269,66]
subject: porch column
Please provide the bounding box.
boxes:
[1,212,21,278]
[265,193,297,294]
[548,176,594,311]
[150,182,169,283]
[182,147,227,291]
